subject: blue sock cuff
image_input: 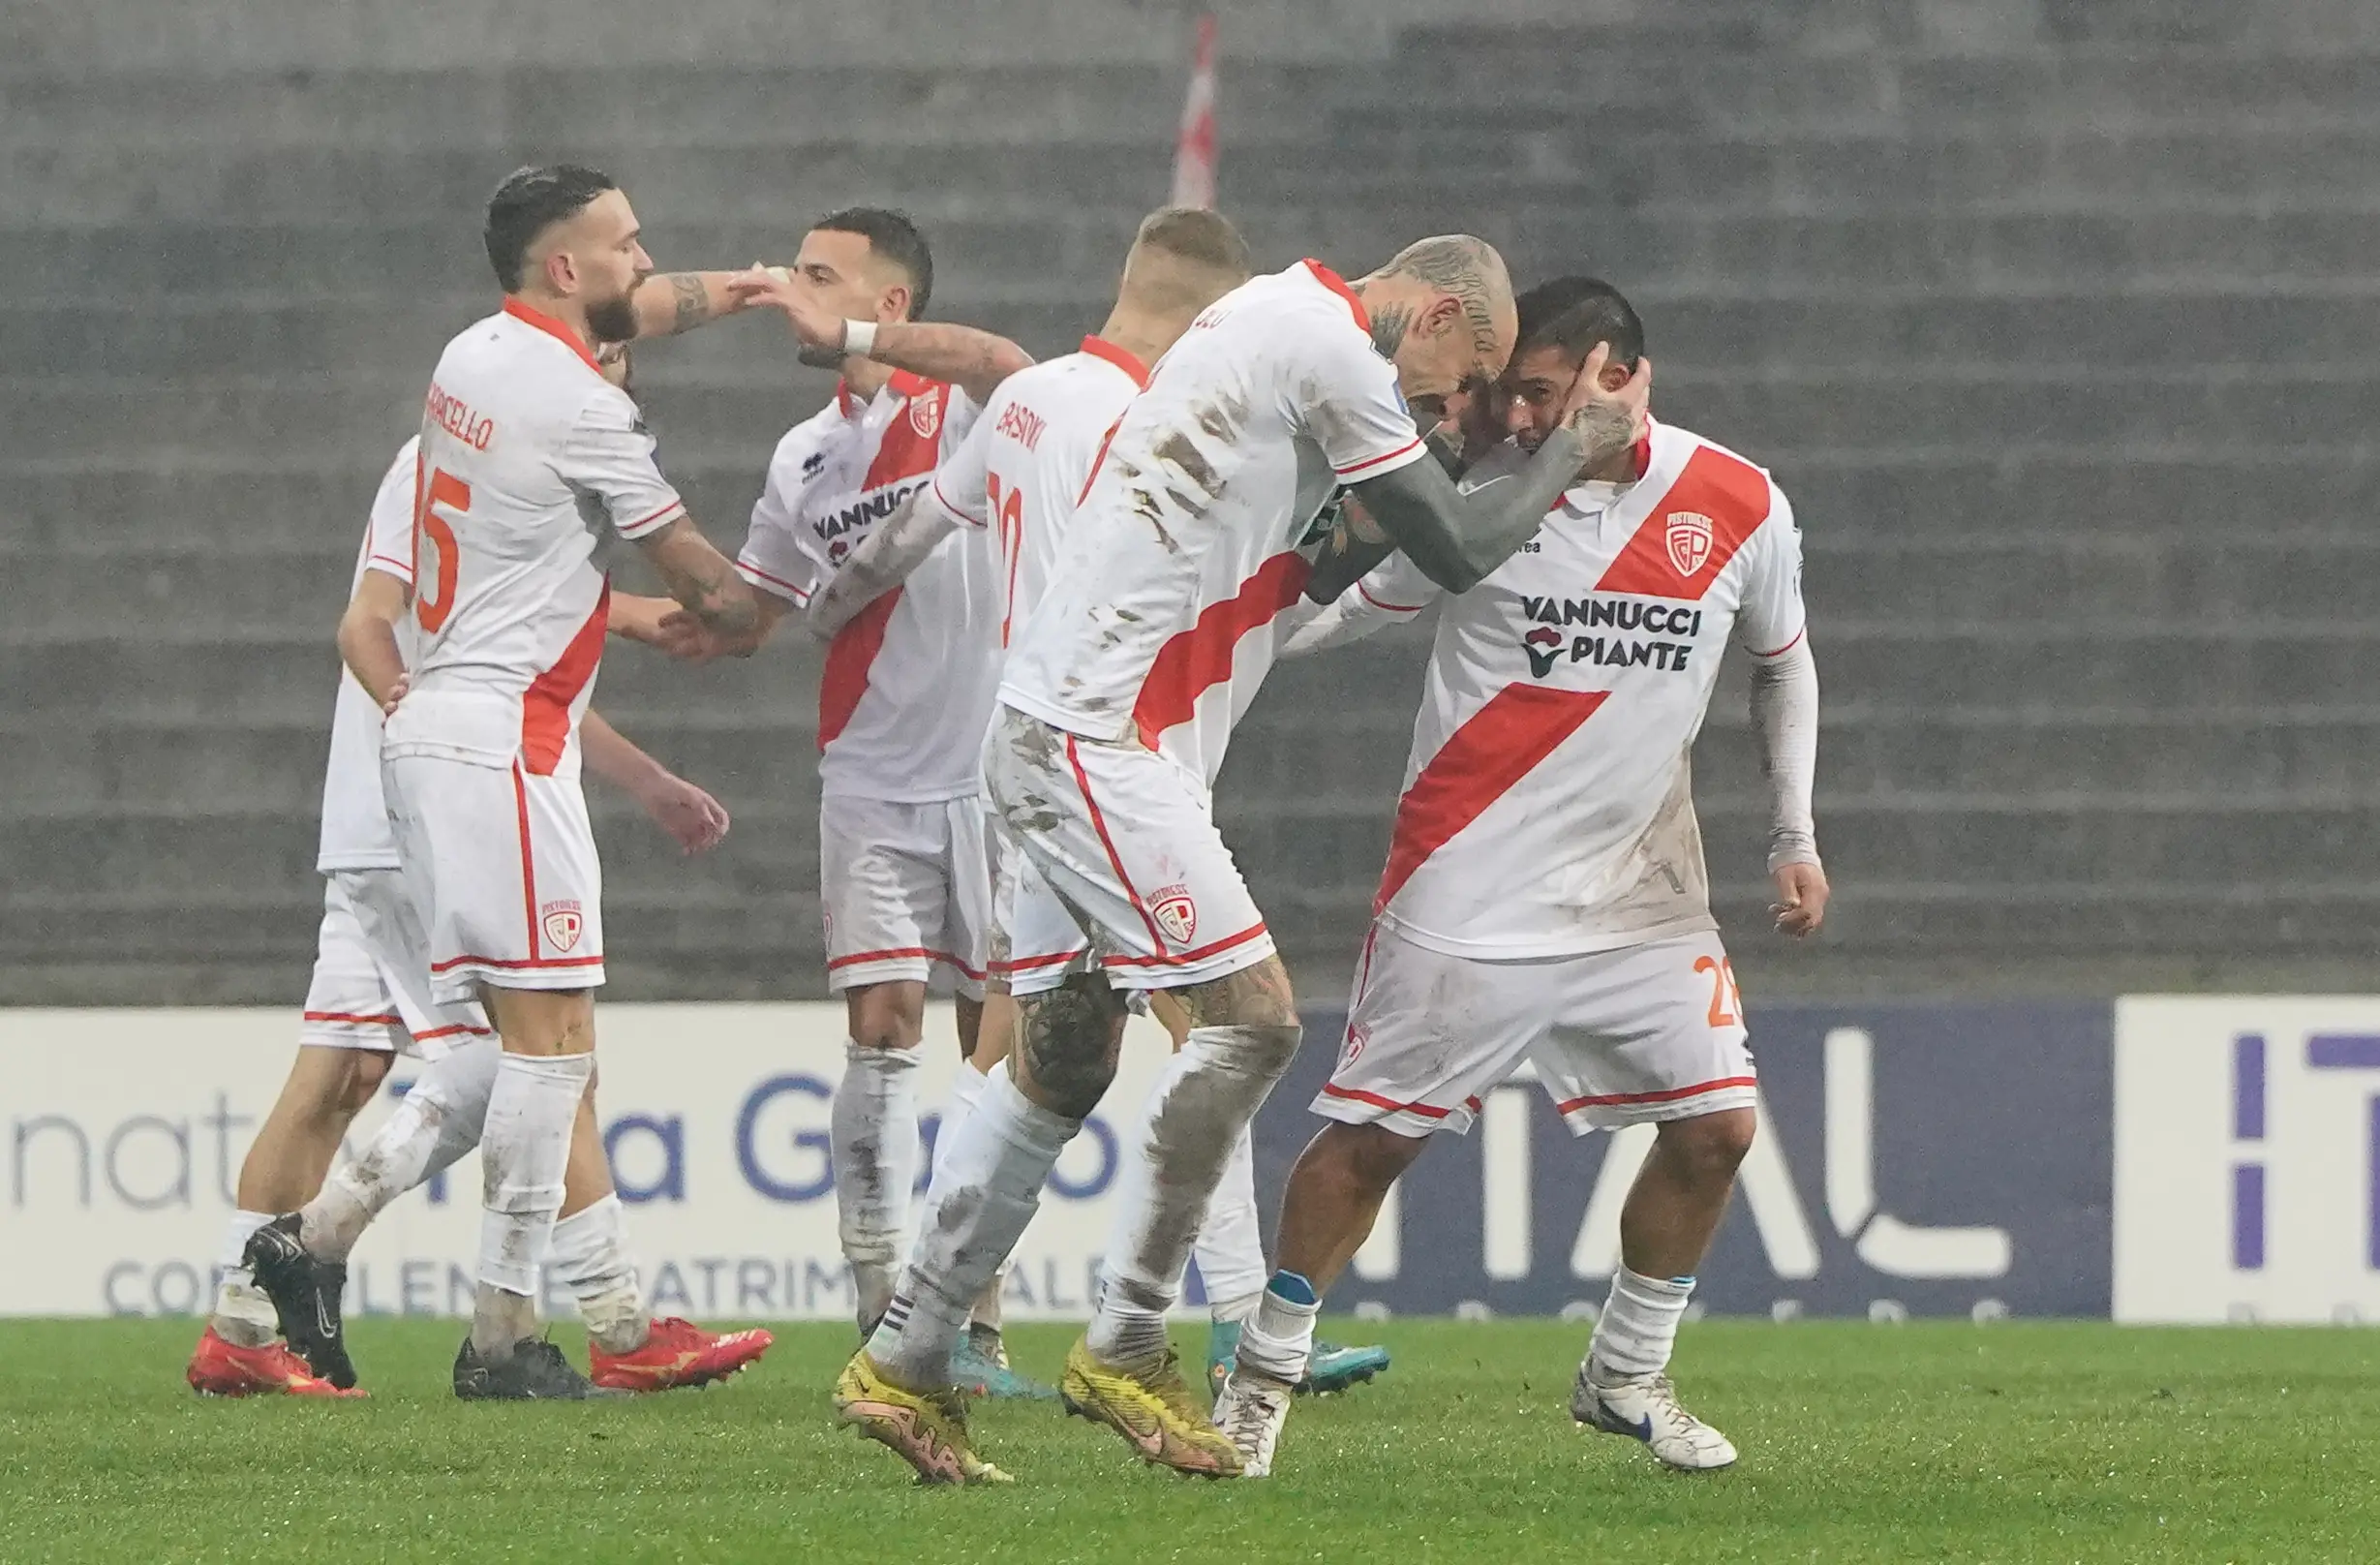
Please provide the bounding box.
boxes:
[1265,1270,1318,1306]
[1671,1275,1695,1286]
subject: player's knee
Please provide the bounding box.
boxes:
[339,1051,394,1115]
[847,982,927,1050]
[1326,1121,1425,1195]
[1659,1107,1756,1185]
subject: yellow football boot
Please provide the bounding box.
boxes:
[1058,1336,1244,1478]
[833,1351,1014,1486]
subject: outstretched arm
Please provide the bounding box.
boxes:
[804,488,961,639]
[1347,345,1649,595]
[731,266,1033,403]
[629,271,764,340]
[581,711,731,855]
[635,517,763,647]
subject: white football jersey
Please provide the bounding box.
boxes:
[999,261,1427,783]
[738,373,991,802]
[1358,420,1808,958]
[382,299,685,776]
[316,437,423,873]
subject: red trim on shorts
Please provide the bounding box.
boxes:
[1100,920,1268,971]
[1064,733,1168,952]
[431,953,605,974]
[827,946,989,982]
[303,1010,403,1028]
[501,296,603,375]
[991,949,1083,976]
[1555,1076,1759,1114]
[521,585,609,776]
[512,762,540,960]
[1318,1081,1456,1120]
[412,1022,495,1042]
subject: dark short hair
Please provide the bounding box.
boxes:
[483,164,619,292]
[1133,206,1252,276]
[811,206,933,320]
[1513,275,1644,369]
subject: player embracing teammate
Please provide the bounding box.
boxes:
[1216,277,1827,1475]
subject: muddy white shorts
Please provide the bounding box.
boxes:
[1315,924,1757,1136]
[982,705,1274,994]
[820,791,991,998]
[298,869,494,1058]
[988,841,1094,997]
[382,753,606,1007]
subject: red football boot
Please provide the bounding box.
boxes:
[588,1317,775,1392]
[186,1327,365,1398]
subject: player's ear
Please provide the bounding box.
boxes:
[1419,293,1463,337]
[542,245,577,296]
[1598,357,1632,392]
[878,281,912,324]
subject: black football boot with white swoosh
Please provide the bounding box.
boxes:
[242,1213,358,1390]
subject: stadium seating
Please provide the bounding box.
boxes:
[1,0,2370,1001]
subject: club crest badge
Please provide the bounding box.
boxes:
[908,388,943,441]
[1149,884,1198,946]
[1664,510,1715,576]
[541,901,585,954]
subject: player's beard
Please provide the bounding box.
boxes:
[584,287,641,346]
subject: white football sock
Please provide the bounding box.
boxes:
[303,1038,500,1261]
[549,1193,646,1356]
[209,1209,278,1347]
[1086,1021,1300,1371]
[868,1062,1076,1391]
[472,1050,591,1356]
[1235,1270,1320,1382]
[932,1059,989,1187]
[832,1039,922,1330]
[1589,1266,1695,1380]
[1194,1126,1269,1320]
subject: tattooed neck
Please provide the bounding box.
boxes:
[1366,300,1414,358]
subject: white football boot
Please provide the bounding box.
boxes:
[1571,1364,1738,1470]
[1212,1366,1296,1478]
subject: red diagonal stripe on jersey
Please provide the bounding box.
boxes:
[1373,685,1610,914]
[819,588,901,751]
[521,584,610,776]
[1592,445,1771,601]
[860,382,951,490]
[1131,550,1313,749]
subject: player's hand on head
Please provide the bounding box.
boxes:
[1560,342,1652,466]
[641,774,732,855]
[1771,860,1829,938]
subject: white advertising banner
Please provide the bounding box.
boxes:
[2114,996,2380,1324]
[0,1003,1181,1320]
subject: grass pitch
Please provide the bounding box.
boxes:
[0,1319,2370,1562]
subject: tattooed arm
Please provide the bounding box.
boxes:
[729,265,1033,402]
[629,271,761,340]
[635,517,764,647]
[1350,345,1648,594]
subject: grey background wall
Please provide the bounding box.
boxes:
[2,0,2372,1005]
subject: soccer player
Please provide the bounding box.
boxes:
[1211,278,1825,1476]
[656,210,1032,1362]
[187,347,760,1396]
[832,235,1650,1485]
[360,164,762,1399]
[805,207,1388,1403]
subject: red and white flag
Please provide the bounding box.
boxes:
[1170,13,1218,209]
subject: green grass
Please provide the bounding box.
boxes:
[0,1319,2372,1562]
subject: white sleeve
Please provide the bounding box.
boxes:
[1739,488,1817,870]
[1734,486,1807,659]
[734,439,824,608]
[924,412,993,529]
[362,444,418,588]
[1283,551,1441,657]
[1295,317,1429,483]
[559,384,687,541]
